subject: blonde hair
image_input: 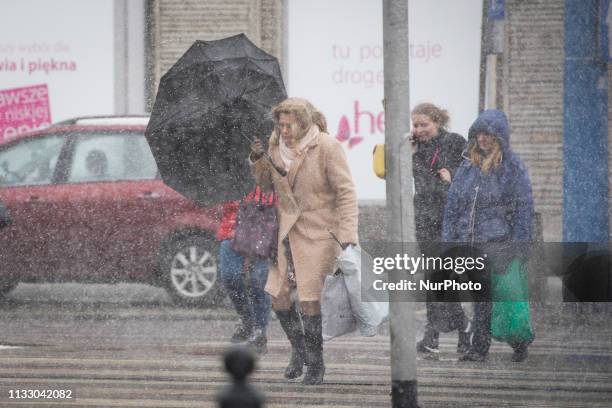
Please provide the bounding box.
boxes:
[411,103,450,129]
[469,137,503,174]
[311,109,327,133]
[272,98,314,134]
[269,98,327,144]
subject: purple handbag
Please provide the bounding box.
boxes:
[231,188,278,259]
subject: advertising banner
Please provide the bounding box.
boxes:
[286,0,482,200]
[0,84,51,144]
[0,0,114,130]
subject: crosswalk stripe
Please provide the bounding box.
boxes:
[0,331,609,407]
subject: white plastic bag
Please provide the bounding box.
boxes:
[336,245,389,336]
[321,271,357,340]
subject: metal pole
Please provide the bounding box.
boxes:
[382,1,419,407]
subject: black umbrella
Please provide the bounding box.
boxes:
[145,34,287,206]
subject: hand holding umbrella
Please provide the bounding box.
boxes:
[250,139,265,162]
[249,138,287,176]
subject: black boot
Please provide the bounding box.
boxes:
[458,349,487,362]
[417,326,440,359]
[276,308,306,379]
[511,341,529,362]
[302,314,325,385]
[230,321,252,344]
[457,320,472,354]
[246,328,268,355]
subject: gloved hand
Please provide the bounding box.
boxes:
[250,139,264,161]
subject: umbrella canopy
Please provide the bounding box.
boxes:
[145,34,287,206]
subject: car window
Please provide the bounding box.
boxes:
[0,135,65,187]
[67,133,158,183]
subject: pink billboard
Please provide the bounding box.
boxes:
[0,84,51,144]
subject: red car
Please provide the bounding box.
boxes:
[0,115,224,306]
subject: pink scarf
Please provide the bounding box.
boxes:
[278,125,319,170]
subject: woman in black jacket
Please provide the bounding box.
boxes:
[410,103,470,358]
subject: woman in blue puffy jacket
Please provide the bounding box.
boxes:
[442,109,534,362]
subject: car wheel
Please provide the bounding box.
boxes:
[160,234,224,307]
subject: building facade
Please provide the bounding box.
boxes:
[145,0,611,242]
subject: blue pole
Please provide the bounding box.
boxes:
[563,0,609,243]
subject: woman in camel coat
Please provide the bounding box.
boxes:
[250,98,358,385]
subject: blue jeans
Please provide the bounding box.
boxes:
[219,240,271,332]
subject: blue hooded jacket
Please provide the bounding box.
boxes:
[442,110,534,244]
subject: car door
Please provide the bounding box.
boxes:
[0,134,69,280]
[61,131,173,281]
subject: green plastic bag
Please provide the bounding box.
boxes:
[491,258,534,344]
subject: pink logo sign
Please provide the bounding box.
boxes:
[0,84,51,144]
[335,100,385,149]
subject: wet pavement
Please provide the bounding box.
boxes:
[0,284,610,407]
